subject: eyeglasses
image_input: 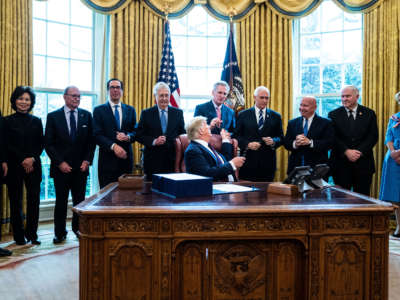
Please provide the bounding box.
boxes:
[109,86,121,90]
[66,94,81,99]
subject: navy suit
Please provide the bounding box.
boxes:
[184,141,235,181]
[93,102,136,188]
[284,115,334,174]
[45,107,95,238]
[234,107,283,181]
[328,105,378,195]
[194,100,235,134]
[136,105,185,179]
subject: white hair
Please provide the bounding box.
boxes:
[186,116,207,141]
[153,82,170,97]
[253,86,270,97]
[213,80,230,94]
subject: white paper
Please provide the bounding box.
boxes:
[154,173,210,180]
[213,184,255,193]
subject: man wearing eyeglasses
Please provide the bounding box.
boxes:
[93,78,137,188]
[45,86,95,243]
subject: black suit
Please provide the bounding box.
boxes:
[136,105,185,180]
[4,113,44,243]
[234,107,283,181]
[328,105,378,195]
[45,107,95,238]
[184,141,235,181]
[284,115,334,174]
[93,102,136,188]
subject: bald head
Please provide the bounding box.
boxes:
[299,96,317,119]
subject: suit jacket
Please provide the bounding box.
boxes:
[184,141,234,181]
[234,107,283,180]
[3,113,44,171]
[93,102,136,174]
[328,105,378,174]
[136,105,185,177]
[284,115,334,174]
[45,107,95,178]
[194,100,235,133]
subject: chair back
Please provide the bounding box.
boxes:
[174,134,239,174]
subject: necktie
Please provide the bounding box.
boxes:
[301,118,308,166]
[303,118,308,136]
[114,105,120,131]
[70,110,77,140]
[160,109,167,134]
[209,145,223,166]
[258,109,264,130]
[348,109,355,131]
[348,109,355,120]
[216,106,222,119]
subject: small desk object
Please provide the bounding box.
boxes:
[74,182,393,300]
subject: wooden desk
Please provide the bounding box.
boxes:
[74,183,393,300]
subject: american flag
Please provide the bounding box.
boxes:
[158,21,180,108]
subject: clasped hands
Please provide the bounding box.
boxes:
[390,149,400,165]
[247,137,274,151]
[113,132,129,159]
[58,160,90,173]
[345,149,362,162]
[295,134,311,147]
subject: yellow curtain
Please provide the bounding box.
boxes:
[236,4,292,181]
[110,0,164,168]
[363,0,399,198]
[0,0,33,236]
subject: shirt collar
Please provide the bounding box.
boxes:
[304,113,315,122]
[157,106,169,113]
[345,105,358,113]
[212,100,222,110]
[255,106,265,115]
[109,100,121,107]
[194,139,209,148]
[64,105,76,113]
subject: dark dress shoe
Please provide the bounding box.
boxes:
[0,247,12,256]
[53,236,66,244]
[393,232,400,238]
[15,238,26,245]
[30,239,41,245]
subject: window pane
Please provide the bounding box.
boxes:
[47,57,69,88]
[321,1,343,32]
[71,0,93,27]
[344,63,362,89]
[188,37,207,67]
[47,23,69,58]
[170,17,187,35]
[322,64,341,93]
[300,10,319,34]
[32,92,48,120]
[33,20,46,55]
[70,60,92,90]
[47,94,65,113]
[173,36,187,66]
[47,0,70,24]
[33,55,46,87]
[344,12,362,30]
[187,6,207,35]
[33,1,46,19]
[207,37,226,68]
[176,67,188,93]
[301,35,321,65]
[343,30,362,62]
[79,95,95,112]
[301,66,320,94]
[208,17,228,36]
[71,26,92,60]
[185,67,207,94]
[321,32,343,63]
[207,67,223,89]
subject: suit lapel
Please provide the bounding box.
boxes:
[106,103,117,131]
[57,108,70,139]
[153,106,163,134]
[76,109,85,137]
[208,101,217,119]
[166,106,174,134]
[195,142,217,165]
[307,115,319,137]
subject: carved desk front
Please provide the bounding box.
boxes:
[74,182,393,300]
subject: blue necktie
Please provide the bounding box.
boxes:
[258,109,264,130]
[160,110,167,134]
[114,105,120,131]
[303,118,308,136]
[70,110,77,140]
[301,118,308,165]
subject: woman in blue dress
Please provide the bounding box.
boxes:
[380,91,400,237]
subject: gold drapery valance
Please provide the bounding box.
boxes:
[81,0,384,19]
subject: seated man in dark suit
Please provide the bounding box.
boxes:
[0,111,12,256]
[93,79,137,188]
[194,81,235,134]
[45,86,95,243]
[284,96,334,175]
[136,82,185,180]
[184,116,245,181]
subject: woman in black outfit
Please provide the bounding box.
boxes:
[4,86,44,245]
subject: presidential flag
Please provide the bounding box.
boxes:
[158,21,180,108]
[221,24,245,111]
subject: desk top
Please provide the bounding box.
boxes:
[74,182,393,216]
